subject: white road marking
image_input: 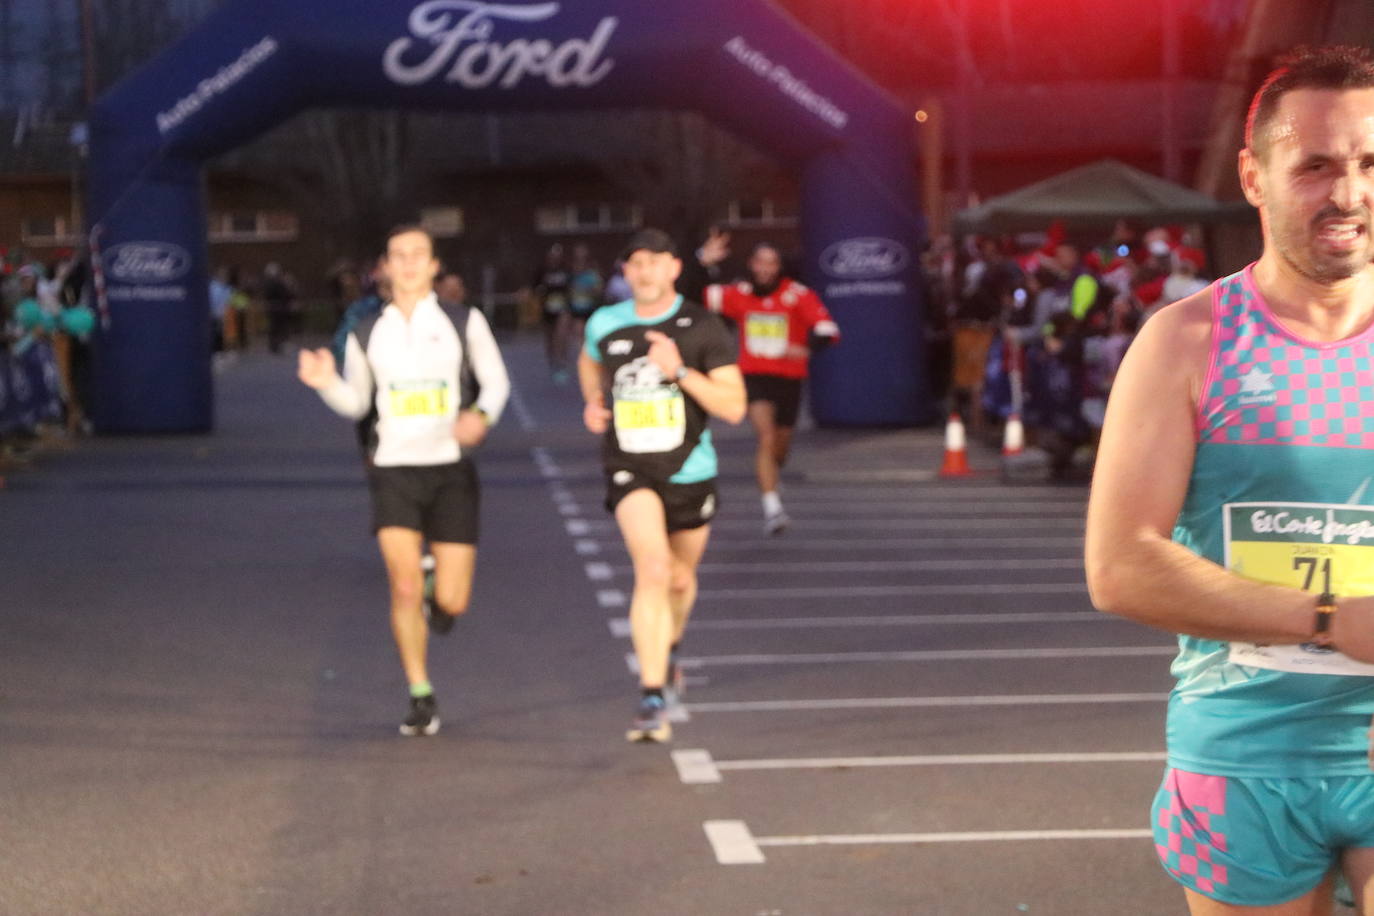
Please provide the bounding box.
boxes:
[673,749,722,784]
[575,539,601,556]
[680,646,1174,667]
[558,502,582,516]
[574,517,1086,532]
[709,501,1084,515]
[624,652,639,674]
[584,562,614,582]
[752,828,1154,850]
[565,519,591,536]
[612,558,1084,575]
[686,693,1168,713]
[672,749,1167,783]
[677,611,1112,631]
[508,388,537,432]
[705,820,766,865]
[588,536,1084,551]
[596,589,626,608]
[697,583,1087,599]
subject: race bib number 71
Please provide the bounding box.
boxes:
[1225,502,1374,675]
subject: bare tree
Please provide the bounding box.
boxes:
[238,109,420,259]
[602,111,770,244]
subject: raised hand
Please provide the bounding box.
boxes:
[697,227,731,268]
[297,347,338,390]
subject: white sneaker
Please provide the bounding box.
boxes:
[763,509,790,536]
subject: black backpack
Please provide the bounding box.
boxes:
[350,302,479,458]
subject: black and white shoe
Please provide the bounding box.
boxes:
[399,695,440,737]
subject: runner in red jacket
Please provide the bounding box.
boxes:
[706,243,840,534]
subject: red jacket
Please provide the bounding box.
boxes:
[705,277,839,379]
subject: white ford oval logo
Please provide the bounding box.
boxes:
[105,242,192,284]
[819,237,909,280]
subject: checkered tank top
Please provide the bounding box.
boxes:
[1165,264,1374,778]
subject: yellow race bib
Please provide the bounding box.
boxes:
[388,380,450,418]
[613,391,686,454]
[1225,502,1374,675]
[744,312,789,359]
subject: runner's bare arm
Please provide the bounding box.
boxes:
[1085,291,1323,644]
[643,329,746,424]
[678,363,747,424]
[578,349,610,434]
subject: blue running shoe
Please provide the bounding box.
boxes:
[626,694,671,743]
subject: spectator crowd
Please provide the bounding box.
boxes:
[924,219,1211,478]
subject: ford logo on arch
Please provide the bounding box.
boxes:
[819,237,909,280]
[105,242,192,284]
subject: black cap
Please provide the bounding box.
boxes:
[620,227,679,261]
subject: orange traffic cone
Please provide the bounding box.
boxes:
[1002,413,1025,457]
[939,412,973,477]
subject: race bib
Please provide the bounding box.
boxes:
[388,380,450,418]
[613,390,685,454]
[1225,502,1374,675]
[744,312,789,359]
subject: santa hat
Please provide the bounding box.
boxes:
[1173,246,1206,270]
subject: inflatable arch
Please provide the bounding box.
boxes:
[88,0,933,431]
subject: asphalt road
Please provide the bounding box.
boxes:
[4,334,1199,915]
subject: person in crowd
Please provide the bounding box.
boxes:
[262,262,297,354]
[533,243,572,383]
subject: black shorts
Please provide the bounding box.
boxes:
[604,470,718,533]
[368,460,480,544]
[745,374,804,428]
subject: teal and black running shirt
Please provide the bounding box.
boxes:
[1169,266,1374,777]
[584,297,737,483]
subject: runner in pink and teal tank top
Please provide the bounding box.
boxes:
[1169,265,1374,778]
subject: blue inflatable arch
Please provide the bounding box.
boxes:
[88,0,933,432]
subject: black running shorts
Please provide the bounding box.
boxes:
[368,459,479,544]
[744,374,803,428]
[604,470,718,533]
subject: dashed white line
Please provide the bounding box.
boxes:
[705,820,766,865]
[607,617,632,638]
[584,562,614,581]
[508,387,537,432]
[596,589,627,608]
[565,519,592,536]
[558,502,583,516]
[575,539,602,556]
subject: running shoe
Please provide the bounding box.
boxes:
[421,555,454,635]
[625,694,671,743]
[763,508,790,536]
[399,694,440,737]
